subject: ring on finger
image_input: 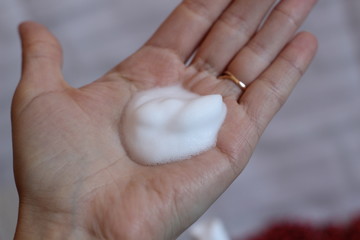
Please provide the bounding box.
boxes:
[219,71,247,91]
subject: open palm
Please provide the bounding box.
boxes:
[12,0,318,239]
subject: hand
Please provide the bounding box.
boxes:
[12,0,318,239]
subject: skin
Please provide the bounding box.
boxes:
[11,0,318,239]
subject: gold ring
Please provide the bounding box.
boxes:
[219,71,246,91]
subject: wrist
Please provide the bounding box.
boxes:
[14,203,96,240]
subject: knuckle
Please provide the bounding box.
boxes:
[247,39,269,59]
[273,6,300,29]
[24,40,62,62]
[219,10,252,37]
[182,0,213,22]
[279,54,304,77]
[261,77,287,110]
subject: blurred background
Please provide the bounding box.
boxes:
[0,0,359,239]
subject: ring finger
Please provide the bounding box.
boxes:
[188,0,317,100]
[191,0,276,75]
[226,0,317,87]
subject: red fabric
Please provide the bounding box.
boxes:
[243,216,360,240]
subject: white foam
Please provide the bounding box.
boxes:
[190,218,231,240]
[122,85,227,165]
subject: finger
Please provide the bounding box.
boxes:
[17,21,68,100]
[240,32,318,137]
[145,0,231,61]
[157,33,317,226]
[191,0,277,74]
[227,0,318,86]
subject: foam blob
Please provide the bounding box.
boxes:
[190,218,230,240]
[122,85,227,165]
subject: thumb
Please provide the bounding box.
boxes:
[14,22,68,111]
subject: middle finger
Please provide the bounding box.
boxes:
[191,0,277,74]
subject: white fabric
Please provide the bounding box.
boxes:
[0,0,359,239]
